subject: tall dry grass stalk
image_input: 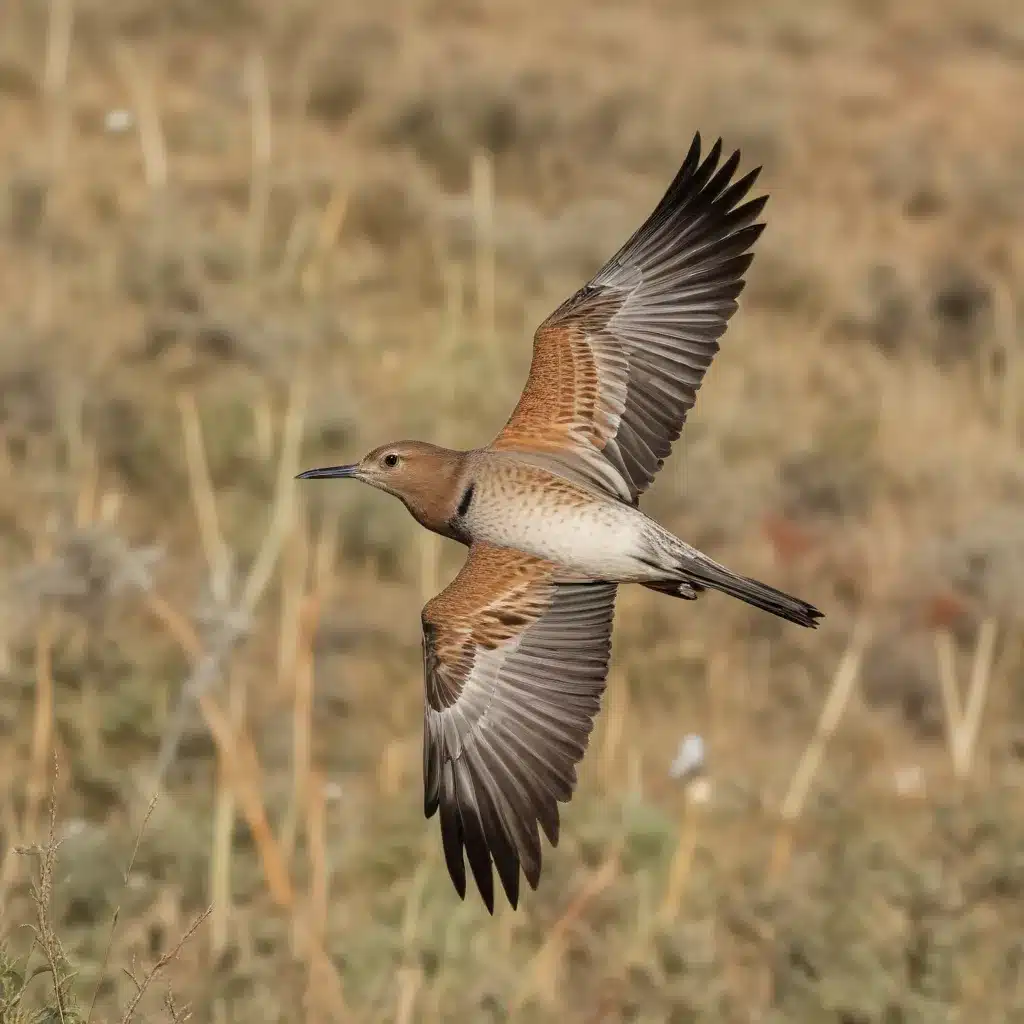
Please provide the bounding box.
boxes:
[311,503,341,601]
[512,846,622,1013]
[72,440,99,534]
[300,182,349,300]
[656,653,726,923]
[208,663,246,959]
[42,0,74,164]
[282,593,320,865]
[244,50,272,281]
[281,499,337,868]
[277,507,311,695]
[57,383,86,515]
[376,737,410,799]
[393,966,423,1024]
[63,391,105,737]
[178,392,232,603]
[25,510,59,845]
[658,780,712,926]
[240,371,308,614]
[661,814,700,920]
[770,622,870,876]
[0,585,57,901]
[112,39,168,253]
[302,770,331,1022]
[471,149,496,347]
[392,843,435,1018]
[935,618,998,780]
[30,0,74,335]
[252,383,277,462]
[25,613,56,844]
[0,762,22,905]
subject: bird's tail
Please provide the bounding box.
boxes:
[656,555,823,628]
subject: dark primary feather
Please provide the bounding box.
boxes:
[422,548,617,913]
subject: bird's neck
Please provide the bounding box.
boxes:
[399,447,475,542]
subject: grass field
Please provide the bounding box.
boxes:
[1,0,1023,1020]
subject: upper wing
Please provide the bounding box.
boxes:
[492,133,766,504]
[421,542,617,913]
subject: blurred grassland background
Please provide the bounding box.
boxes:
[1,0,1023,1020]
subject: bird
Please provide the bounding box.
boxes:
[297,133,823,914]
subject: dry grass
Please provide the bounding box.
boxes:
[1,0,1023,1020]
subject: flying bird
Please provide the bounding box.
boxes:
[298,134,823,913]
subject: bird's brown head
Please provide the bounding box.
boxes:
[297,440,467,535]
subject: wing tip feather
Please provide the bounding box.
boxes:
[422,558,617,913]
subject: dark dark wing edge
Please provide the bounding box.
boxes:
[422,569,617,913]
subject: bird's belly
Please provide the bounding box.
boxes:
[467,499,655,581]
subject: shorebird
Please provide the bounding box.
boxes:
[298,134,823,913]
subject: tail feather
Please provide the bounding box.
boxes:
[673,559,823,628]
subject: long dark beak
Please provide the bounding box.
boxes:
[295,464,360,480]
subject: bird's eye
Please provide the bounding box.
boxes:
[382,453,400,468]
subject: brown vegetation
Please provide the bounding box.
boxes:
[1,0,1022,1020]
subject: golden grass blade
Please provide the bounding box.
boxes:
[209,667,246,959]
[513,847,621,1012]
[935,628,963,768]
[300,183,349,299]
[771,622,870,876]
[199,691,294,909]
[253,385,276,462]
[779,623,869,821]
[25,611,56,842]
[113,42,167,196]
[240,370,308,615]
[244,49,272,280]
[277,505,310,694]
[658,776,712,925]
[0,777,22,905]
[282,594,319,864]
[42,0,74,173]
[303,772,331,1023]
[471,149,496,345]
[938,618,998,780]
[959,618,997,775]
[177,391,231,602]
[393,967,422,1024]
[306,771,328,941]
[312,503,341,601]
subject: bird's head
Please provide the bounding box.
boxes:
[297,440,466,532]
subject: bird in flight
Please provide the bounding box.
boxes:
[298,133,822,913]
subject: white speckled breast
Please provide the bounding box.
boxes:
[462,456,666,582]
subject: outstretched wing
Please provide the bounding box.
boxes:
[421,542,617,913]
[493,133,766,504]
